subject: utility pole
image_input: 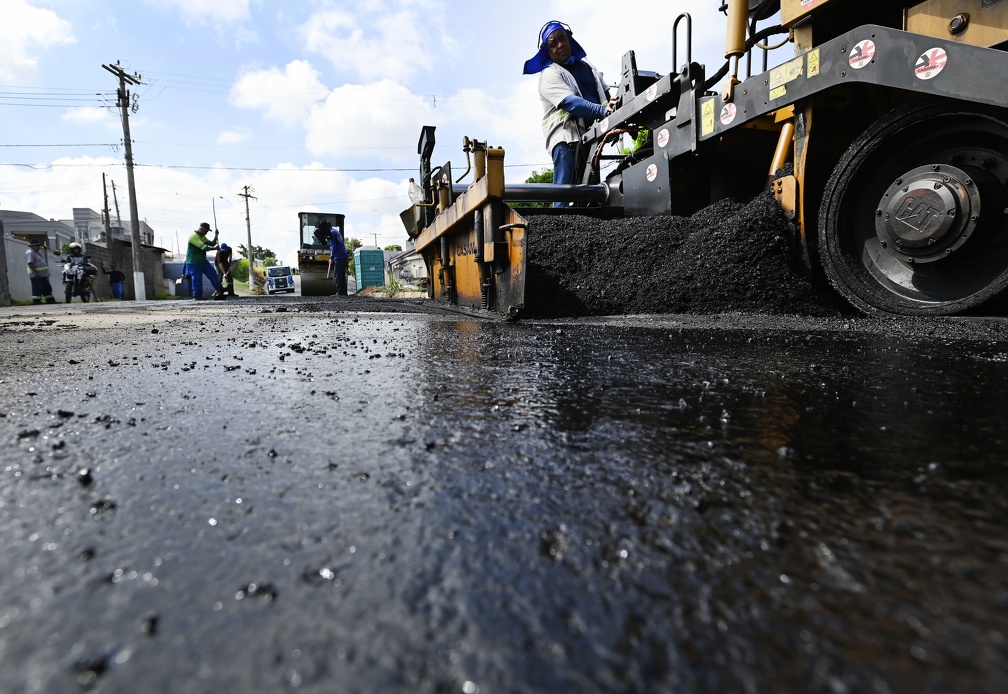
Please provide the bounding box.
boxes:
[102,61,146,301]
[237,186,257,293]
[101,173,112,243]
[111,180,122,231]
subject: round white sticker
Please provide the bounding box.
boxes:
[720,103,737,126]
[600,117,609,131]
[915,48,947,80]
[645,164,658,182]
[656,128,670,148]
[646,84,658,102]
[849,40,875,70]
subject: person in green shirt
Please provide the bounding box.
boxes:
[186,222,222,300]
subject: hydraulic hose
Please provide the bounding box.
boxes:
[702,24,788,93]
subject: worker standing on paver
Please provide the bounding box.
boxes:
[26,239,57,304]
[524,20,616,206]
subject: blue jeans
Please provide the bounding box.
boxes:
[333,257,348,295]
[111,282,123,300]
[551,142,576,208]
[30,277,56,304]
[190,259,219,298]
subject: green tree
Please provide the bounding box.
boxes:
[621,128,650,156]
[345,237,362,277]
[236,244,278,262]
[526,168,553,184]
[232,258,249,283]
[522,168,554,209]
[384,244,402,251]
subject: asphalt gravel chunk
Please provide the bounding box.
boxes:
[524,193,847,318]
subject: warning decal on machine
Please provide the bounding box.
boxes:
[807,49,820,78]
[720,103,737,126]
[701,100,715,137]
[645,164,658,182]
[768,56,803,101]
[656,128,670,149]
[849,40,875,70]
[646,84,658,102]
[915,48,947,80]
[769,56,804,91]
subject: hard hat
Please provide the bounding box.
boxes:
[220,243,228,251]
[69,242,82,251]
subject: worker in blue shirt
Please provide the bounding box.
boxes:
[321,218,348,296]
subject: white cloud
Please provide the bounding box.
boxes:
[304,80,433,160]
[217,127,253,144]
[229,60,329,127]
[544,2,729,81]
[151,0,253,24]
[0,0,75,82]
[300,4,442,82]
[62,106,113,125]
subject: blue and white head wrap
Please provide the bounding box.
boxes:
[522,20,588,75]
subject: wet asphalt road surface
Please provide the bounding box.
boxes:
[1,297,1007,693]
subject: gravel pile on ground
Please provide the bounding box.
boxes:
[523,193,847,318]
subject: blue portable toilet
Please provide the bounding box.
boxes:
[354,247,385,290]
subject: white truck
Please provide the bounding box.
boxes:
[266,265,295,295]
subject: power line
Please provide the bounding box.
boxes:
[0,102,104,108]
[0,143,117,148]
[0,95,111,102]
[0,87,114,109]
[0,161,550,172]
[133,139,412,151]
[136,163,419,172]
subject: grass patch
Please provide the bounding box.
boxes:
[381,276,404,298]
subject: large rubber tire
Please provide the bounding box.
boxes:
[819,100,1008,315]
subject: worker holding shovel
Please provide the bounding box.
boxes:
[321,218,348,295]
[186,222,221,300]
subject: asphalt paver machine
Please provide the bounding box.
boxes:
[402,0,1008,316]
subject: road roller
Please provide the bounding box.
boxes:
[297,211,345,296]
[401,0,1008,316]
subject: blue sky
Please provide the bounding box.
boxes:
[1,1,733,265]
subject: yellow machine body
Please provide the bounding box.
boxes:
[413,148,528,315]
[405,0,1008,316]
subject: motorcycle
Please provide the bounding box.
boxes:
[62,258,98,303]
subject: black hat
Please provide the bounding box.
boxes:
[198,222,211,232]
